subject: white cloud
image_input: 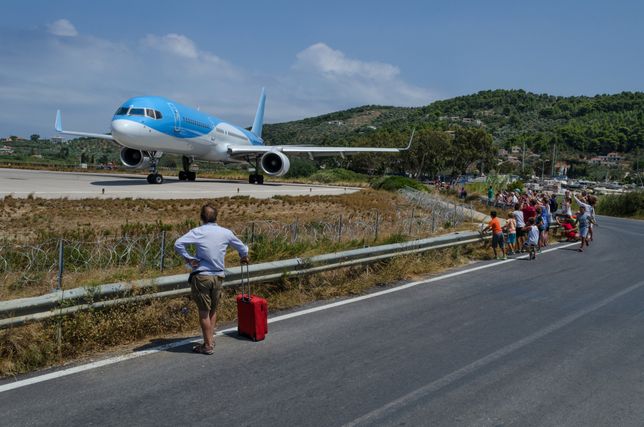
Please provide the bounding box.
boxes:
[47,19,78,37]
[295,43,399,80]
[0,29,433,137]
[142,33,199,59]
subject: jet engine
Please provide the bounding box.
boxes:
[120,147,150,169]
[260,151,290,177]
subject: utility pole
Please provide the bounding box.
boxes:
[522,141,526,175]
[551,143,556,177]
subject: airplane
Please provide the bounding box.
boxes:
[55,89,413,184]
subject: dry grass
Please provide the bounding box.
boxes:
[0,242,487,378]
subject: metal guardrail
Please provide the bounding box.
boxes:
[0,230,488,328]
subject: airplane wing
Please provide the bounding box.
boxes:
[55,110,115,141]
[228,130,414,158]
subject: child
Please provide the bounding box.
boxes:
[482,210,506,260]
[535,206,545,252]
[575,205,591,252]
[522,217,539,260]
[504,212,517,255]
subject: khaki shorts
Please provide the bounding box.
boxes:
[190,274,223,312]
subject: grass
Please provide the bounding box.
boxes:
[596,191,644,219]
[0,242,488,377]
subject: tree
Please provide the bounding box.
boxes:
[30,134,40,142]
[450,128,495,175]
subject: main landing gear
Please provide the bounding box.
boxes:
[178,156,197,181]
[248,156,264,184]
[146,152,163,184]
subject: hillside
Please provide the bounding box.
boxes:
[263,90,644,156]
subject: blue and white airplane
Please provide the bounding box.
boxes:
[55,89,412,184]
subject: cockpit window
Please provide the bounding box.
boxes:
[129,108,145,116]
[145,109,156,119]
[115,107,129,115]
[154,110,163,119]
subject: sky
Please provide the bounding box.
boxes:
[0,0,643,137]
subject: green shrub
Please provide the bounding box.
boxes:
[370,176,427,192]
[308,168,367,183]
[597,191,644,218]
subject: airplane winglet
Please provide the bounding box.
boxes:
[55,110,63,132]
[401,129,415,151]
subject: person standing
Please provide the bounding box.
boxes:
[575,205,591,252]
[174,204,249,355]
[483,210,506,260]
[487,186,494,207]
[512,203,526,250]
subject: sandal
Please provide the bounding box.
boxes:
[192,343,215,355]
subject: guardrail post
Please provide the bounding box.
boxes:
[160,230,166,272]
[57,239,64,291]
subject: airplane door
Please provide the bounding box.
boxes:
[168,103,181,132]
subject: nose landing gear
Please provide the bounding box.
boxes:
[146,151,164,184]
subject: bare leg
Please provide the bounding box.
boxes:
[198,310,214,348]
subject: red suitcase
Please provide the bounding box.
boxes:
[236,264,268,341]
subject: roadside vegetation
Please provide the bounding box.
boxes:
[0,242,488,377]
[597,191,644,219]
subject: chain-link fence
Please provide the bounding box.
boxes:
[1,191,476,295]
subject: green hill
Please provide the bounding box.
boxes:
[263,90,644,156]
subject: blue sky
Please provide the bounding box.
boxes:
[1,0,643,137]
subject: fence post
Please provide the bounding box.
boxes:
[251,222,255,246]
[337,215,343,242]
[432,211,435,233]
[292,219,298,243]
[57,239,64,291]
[160,230,166,272]
[409,208,415,235]
[374,211,380,241]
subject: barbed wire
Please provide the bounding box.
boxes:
[0,195,472,291]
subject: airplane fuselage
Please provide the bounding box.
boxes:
[110,96,262,162]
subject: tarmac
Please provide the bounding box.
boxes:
[0,168,359,199]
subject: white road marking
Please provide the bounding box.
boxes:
[0,242,578,393]
[344,277,644,426]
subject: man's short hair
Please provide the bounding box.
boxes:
[490,211,497,217]
[200,204,218,223]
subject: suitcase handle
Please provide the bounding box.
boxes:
[241,262,251,302]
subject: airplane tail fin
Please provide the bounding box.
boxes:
[251,88,266,138]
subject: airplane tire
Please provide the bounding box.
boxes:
[147,174,154,184]
[152,174,164,184]
[257,175,264,185]
[187,172,197,181]
[249,175,256,184]
[178,171,187,181]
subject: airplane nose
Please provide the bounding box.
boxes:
[110,119,131,138]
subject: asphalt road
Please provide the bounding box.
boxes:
[0,168,358,199]
[1,215,643,426]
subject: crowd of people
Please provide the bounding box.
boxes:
[483,189,598,260]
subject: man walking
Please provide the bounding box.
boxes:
[175,204,249,354]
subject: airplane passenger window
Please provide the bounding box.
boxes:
[115,107,129,115]
[129,108,145,116]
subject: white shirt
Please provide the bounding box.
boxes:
[174,223,248,276]
[527,225,539,245]
[513,210,525,228]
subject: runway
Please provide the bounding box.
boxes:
[0,168,359,199]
